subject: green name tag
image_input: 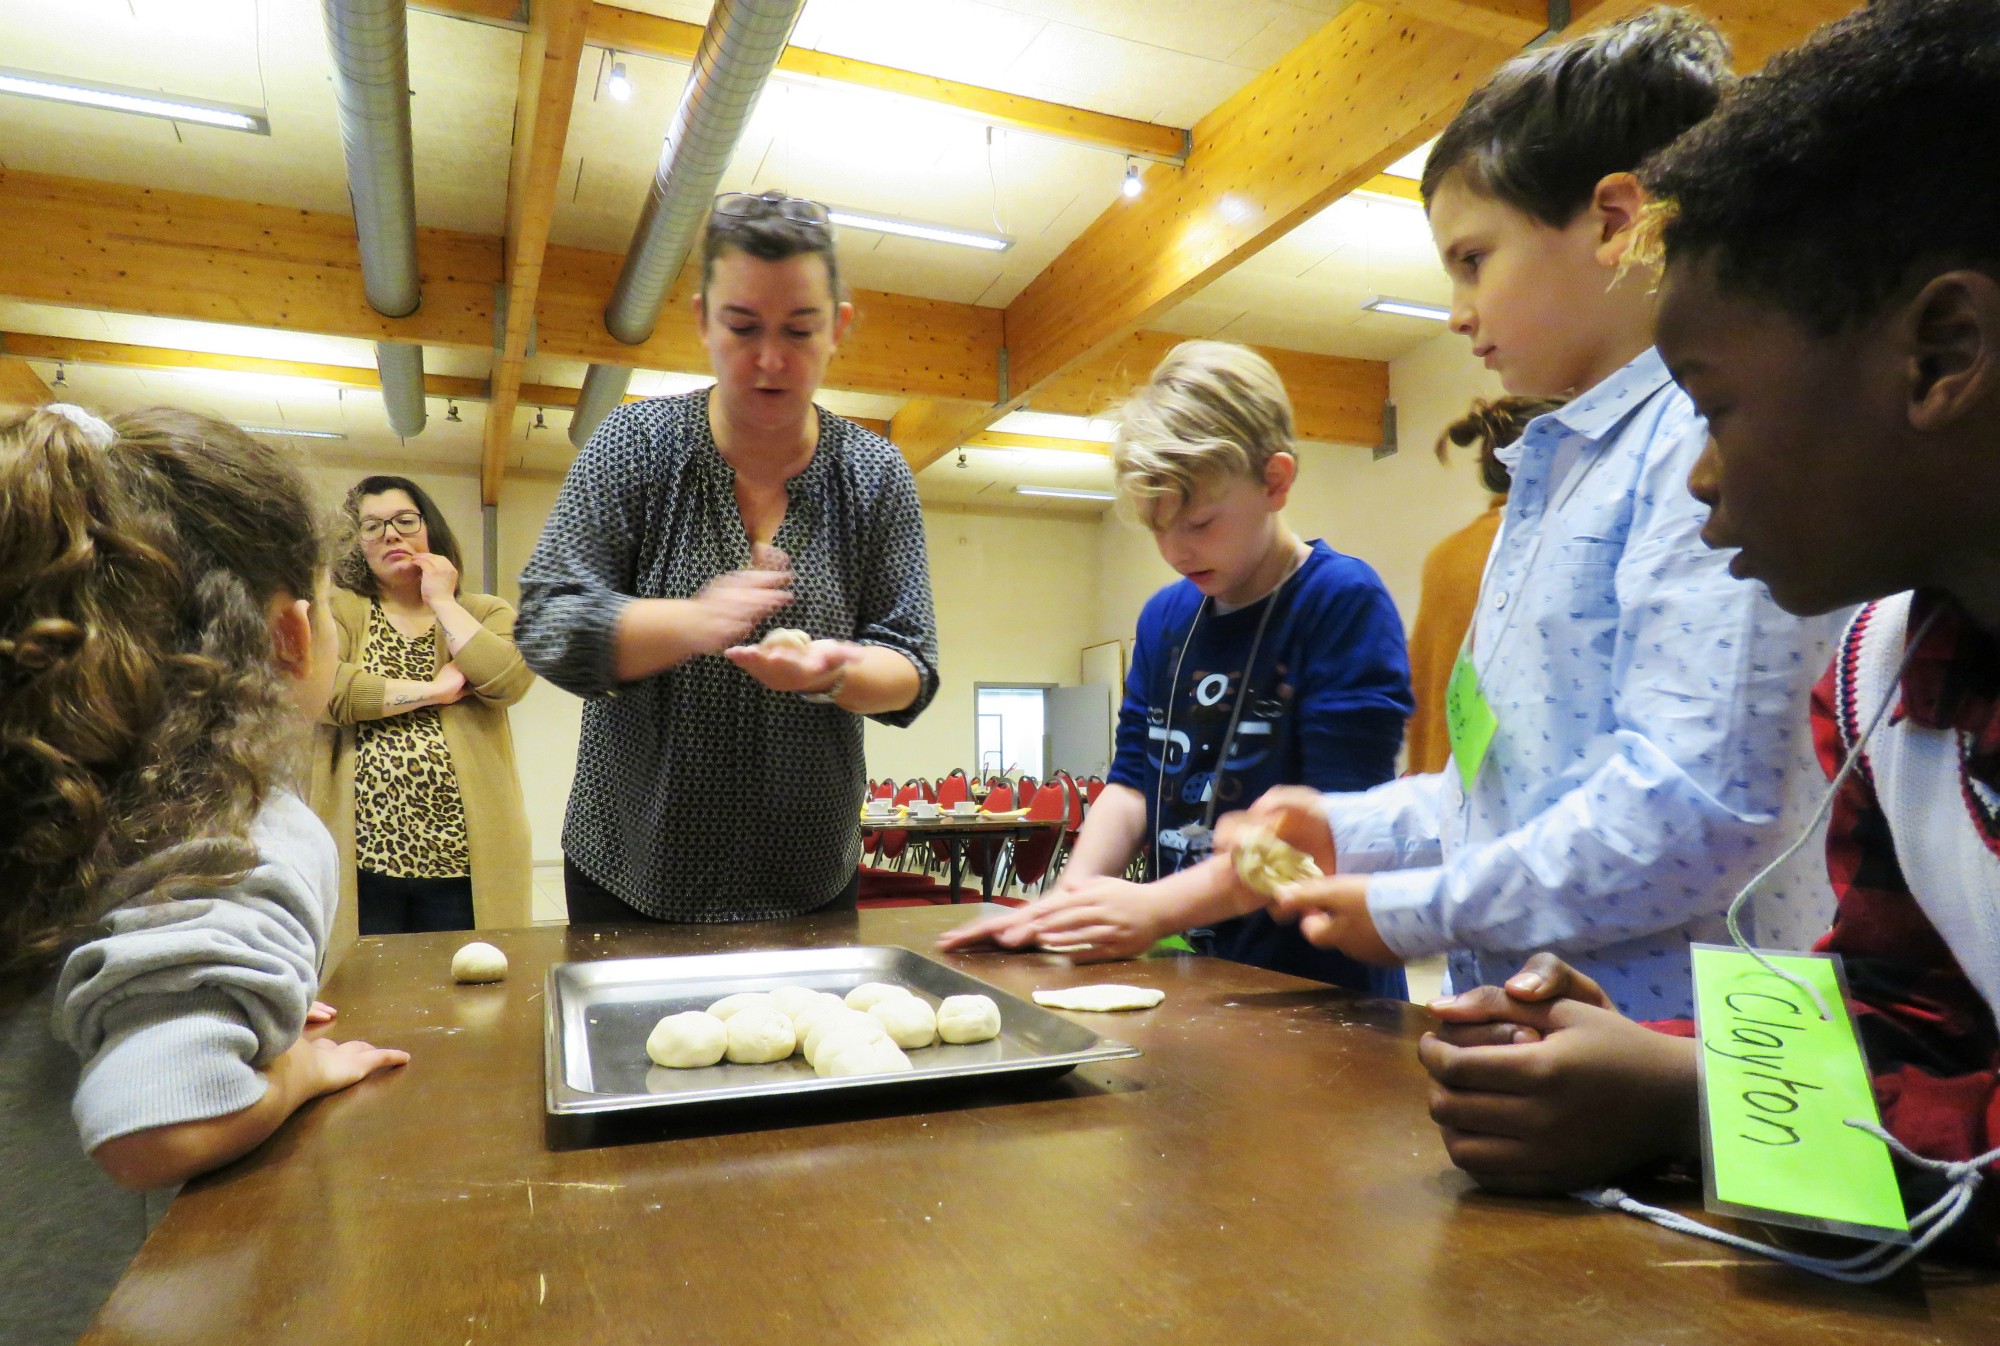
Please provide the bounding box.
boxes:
[1444,650,1497,793]
[1690,944,1909,1243]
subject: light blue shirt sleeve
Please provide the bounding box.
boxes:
[1324,771,1448,874]
[1321,353,1840,1017]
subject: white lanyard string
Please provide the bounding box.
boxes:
[1572,604,2000,1282]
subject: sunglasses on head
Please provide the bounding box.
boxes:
[712,192,832,230]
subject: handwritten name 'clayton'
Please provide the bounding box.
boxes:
[1704,988,1826,1147]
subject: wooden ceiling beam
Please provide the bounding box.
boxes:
[963,431,1109,457]
[408,0,526,28]
[0,169,1000,405]
[484,0,593,505]
[1377,0,1550,45]
[2,331,571,410]
[584,4,1188,163]
[0,355,52,408]
[1001,5,1516,407]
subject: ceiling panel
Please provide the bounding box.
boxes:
[0,1,514,233]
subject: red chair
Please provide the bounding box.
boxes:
[966,783,1017,885]
[928,771,972,871]
[874,781,924,867]
[1002,779,1070,895]
[1015,775,1036,804]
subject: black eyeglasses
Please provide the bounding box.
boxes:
[712,192,832,230]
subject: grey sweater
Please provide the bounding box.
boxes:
[0,791,334,1345]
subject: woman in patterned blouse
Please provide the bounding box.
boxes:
[517,194,939,923]
[317,477,536,936]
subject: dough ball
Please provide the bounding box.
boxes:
[1232,823,1323,899]
[790,994,848,1044]
[760,627,812,653]
[844,982,915,1012]
[816,1036,913,1078]
[450,941,507,984]
[804,1011,886,1066]
[869,995,937,1049]
[936,994,1002,1044]
[646,1011,728,1068]
[767,985,823,1021]
[706,992,776,1021]
[723,1007,797,1064]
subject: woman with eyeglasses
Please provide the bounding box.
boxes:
[311,475,536,939]
[517,193,939,924]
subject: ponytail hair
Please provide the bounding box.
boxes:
[1435,395,1566,496]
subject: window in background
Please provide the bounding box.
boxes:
[974,685,1047,780]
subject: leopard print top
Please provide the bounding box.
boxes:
[353,602,470,879]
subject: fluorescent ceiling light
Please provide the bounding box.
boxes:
[0,67,268,134]
[244,425,347,441]
[1014,486,1115,502]
[1362,296,1451,322]
[826,207,1011,252]
[991,410,1118,443]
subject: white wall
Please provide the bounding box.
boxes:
[863,506,1102,786]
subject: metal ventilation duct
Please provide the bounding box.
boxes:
[323,0,426,437]
[570,0,806,448]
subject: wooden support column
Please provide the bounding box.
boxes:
[484,0,593,505]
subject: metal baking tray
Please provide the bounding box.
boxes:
[544,945,1141,1117]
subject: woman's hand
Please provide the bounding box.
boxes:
[679,569,796,657]
[725,637,862,695]
[430,662,469,704]
[411,552,460,609]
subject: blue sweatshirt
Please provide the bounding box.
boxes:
[1108,541,1414,995]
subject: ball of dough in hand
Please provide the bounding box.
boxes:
[451,941,507,984]
[647,1011,728,1068]
[844,982,914,1012]
[760,627,812,653]
[869,995,937,1049]
[816,1036,913,1078]
[1232,823,1322,899]
[724,1007,797,1064]
[936,994,1002,1044]
[767,985,823,1021]
[804,1011,886,1066]
[707,991,776,1021]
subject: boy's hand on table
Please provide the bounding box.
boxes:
[306,1001,338,1027]
[1418,997,1699,1195]
[1428,953,1617,1046]
[938,877,1166,963]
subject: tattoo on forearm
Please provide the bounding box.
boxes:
[387,691,425,708]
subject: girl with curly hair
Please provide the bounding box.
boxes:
[0,403,407,1341]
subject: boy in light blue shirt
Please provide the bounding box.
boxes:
[1232,8,1845,1019]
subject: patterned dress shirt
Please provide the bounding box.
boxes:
[1323,348,1845,1019]
[515,391,939,920]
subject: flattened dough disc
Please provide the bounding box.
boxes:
[1032,984,1165,1012]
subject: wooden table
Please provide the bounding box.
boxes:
[85,906,1999,1345]
[863,814,1065,900]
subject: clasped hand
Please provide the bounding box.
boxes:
[1417,953,1699,1194]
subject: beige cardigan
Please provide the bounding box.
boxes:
[311,587,537,957]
